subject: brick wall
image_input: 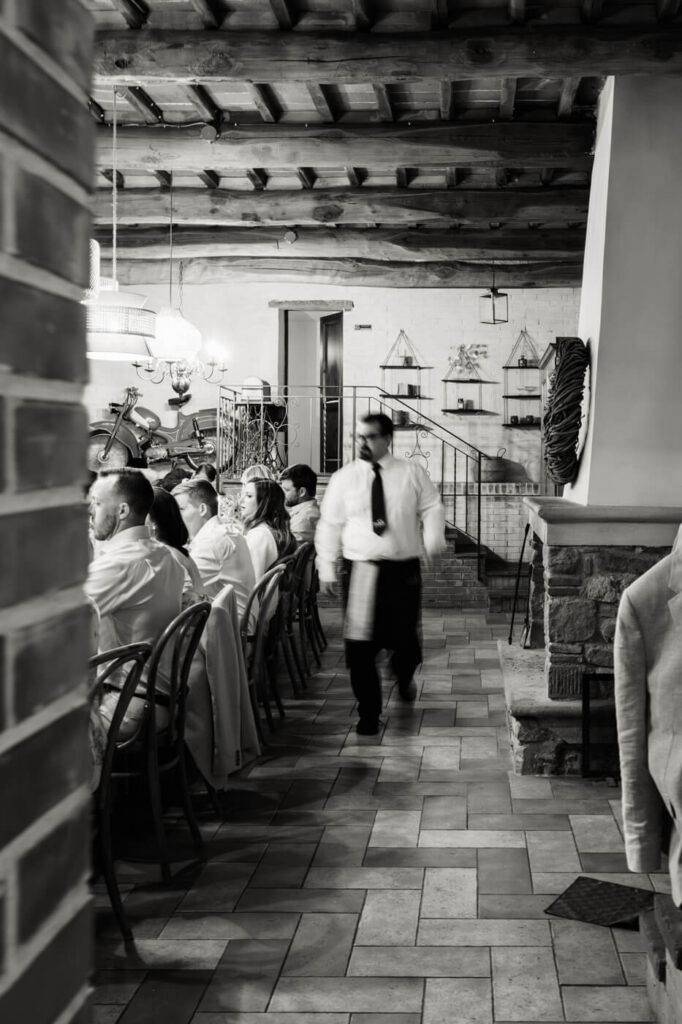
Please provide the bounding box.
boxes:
[0,4,94,1022]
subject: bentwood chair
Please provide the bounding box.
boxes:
[89,641,152,942]
[111,602,211,885]
[273,550,308,697]
[240,562,287,732]
[292,542,320,675]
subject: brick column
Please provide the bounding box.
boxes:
[0,3,94,1023]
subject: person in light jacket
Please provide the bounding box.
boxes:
[614,525,682,905]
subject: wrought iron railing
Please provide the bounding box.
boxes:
[217,384,488,577]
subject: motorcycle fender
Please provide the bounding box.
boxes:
[89,420,142,459]
[177,408,216,440]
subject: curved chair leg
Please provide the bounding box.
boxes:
[147,748,171,884]
[266,654,286,719]
[280,631,302,697]
[312,601,327,649]
[97,793,133,942]
[301,600,321,668]
[178,746,204,851]
[287,624,308,690]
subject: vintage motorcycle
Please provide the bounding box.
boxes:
[87,386,217,473]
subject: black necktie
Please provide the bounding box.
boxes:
[371,463,387,536]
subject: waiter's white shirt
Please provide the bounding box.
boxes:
[85,525,184,655]
[315,452,446,582]
[189,515,255,617]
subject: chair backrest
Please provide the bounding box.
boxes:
[144,601,212,748]
[88,642,152,792]
[239,561,287,646]
[292,541,315,599]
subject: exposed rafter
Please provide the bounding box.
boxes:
[269,0,297,29]
[246,168,269,191]
[509,0,526,23]
[499,79,517,120]
[95,123,594,172]
[115,86,164,123]
[373,84,394,122]
[439,82,455,121]
[94,26,682,85]
[297,167,317,189]
[110,0,149,30]
[184,84,224,126]
[198,170,220,189]
[189,0,226,29]
[94,185,590,228]
[102,168,125,190]
[557,78,581,119]
[154,170,172,189]
[581,0,603,22]
[345,167,367,188]
[351,0,372,30]
[307,84,336,122]
[246,83,279,123]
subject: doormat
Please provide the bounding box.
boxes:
[544,875,654,928]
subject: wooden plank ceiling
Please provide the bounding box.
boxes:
[86,0,682,288]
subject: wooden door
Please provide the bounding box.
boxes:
[319,313,343,473]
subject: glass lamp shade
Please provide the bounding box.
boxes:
[84,286,156,361]
[148,306,202,361]
[479,286,508,325]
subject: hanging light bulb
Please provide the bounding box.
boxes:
[84,90,156,360]
[149,172,203,361]
[479,262,509,325]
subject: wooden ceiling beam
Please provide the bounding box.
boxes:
[184,84,224,125]
[111,0,149,30]
[154,170,172,189]
[246,83,279,123]
[439,82,455,121]
[189,0,226,29]
[97,224,586,260]
[351,0,372,30]
[499,79,517,120]
[509,0,526,23]
[307,84,336,121]
[115,85,164,123]
[397,168,418,188]
[269,0,297,29]
[346,167,367,187]
[94,27,682,83]
[432,0,450,29]
[94,185,589,228]
[246,168,269,190]
[103,255,583,288]
[198,170,220,189]
[297,167,317,189]
[557,77,581,118]
[96,123,593,171]
[89,97,106,123]
[374,84,394,121]
[581,0,603,22]
[102,169,125,190]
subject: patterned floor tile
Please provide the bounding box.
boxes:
[491,946,563,1021]
[423,977,492,1024]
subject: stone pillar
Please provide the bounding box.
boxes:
[566,76,682,508]
[0,4,94,1022]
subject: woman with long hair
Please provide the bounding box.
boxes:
[240,477,296,581]
[148,486,204,596]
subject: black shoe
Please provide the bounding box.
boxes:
[356,718,380,736]
[398,678,417,702]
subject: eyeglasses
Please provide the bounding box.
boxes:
[357,432,383,441]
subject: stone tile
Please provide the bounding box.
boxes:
[466,781,511,813]
[114,970,213,1023]
[282,913,358,976]
[355,889,421,946]
[421,745,461,770]
[470,813,570,831]
[198,940,289,1012]
[551,918,623,984]
[422,709,456,728]
[612,928,647,953]
[492,947,563,1021]
[460,736,499,760]
[456,701,490,719]
[421,867,477,918]
[236,888,366,913]
[478,894,553,919]
[532,872,652,895]
[418,919,551,946]
[248,843,317,888]
[92,1008,123,1024]
[160,913,299,940]
[348,946,490,977]
[312,825,372,867]
[420,796,467,829]
[620,952,647,985]
[350,1016,420,1024]
[376,757,422,782]
[526,830,581,873]
[304,867,423,889]
[176,863,256,912]
[478,848,532,894]
[91,969,146,1005]
[419,830,526,848]
[562,985,653,1021]
[269,977,424,1013]
[194,1016,348,1023]
[580,853,630,872]
[368,810,421,848]
[508,775,553,799]
[570,814,625,853]
[423,978,492,1024]
[363,847,476,868]
[96,939,227,971]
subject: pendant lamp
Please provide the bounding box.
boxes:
[479,263,509,325]
[84,90,155,360]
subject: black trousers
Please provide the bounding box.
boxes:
[341,558,422,722]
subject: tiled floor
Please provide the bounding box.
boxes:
[92,606,665,1023]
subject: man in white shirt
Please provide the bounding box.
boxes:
[86,468,185,734]
[280,463,321,545]
[316,413,447,735]
[173,479,255,619]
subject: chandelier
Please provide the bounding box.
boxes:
[84,90,155,359]
[133,173,226,402]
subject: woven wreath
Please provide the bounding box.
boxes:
[543,337,589,485]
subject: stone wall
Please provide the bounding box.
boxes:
[531,538,669,698]
[0,3,94,1022]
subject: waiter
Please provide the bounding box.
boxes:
[316,413,447,735]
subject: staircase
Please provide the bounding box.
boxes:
[421,528,487,609]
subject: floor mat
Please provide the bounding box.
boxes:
[544,875,654,928]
